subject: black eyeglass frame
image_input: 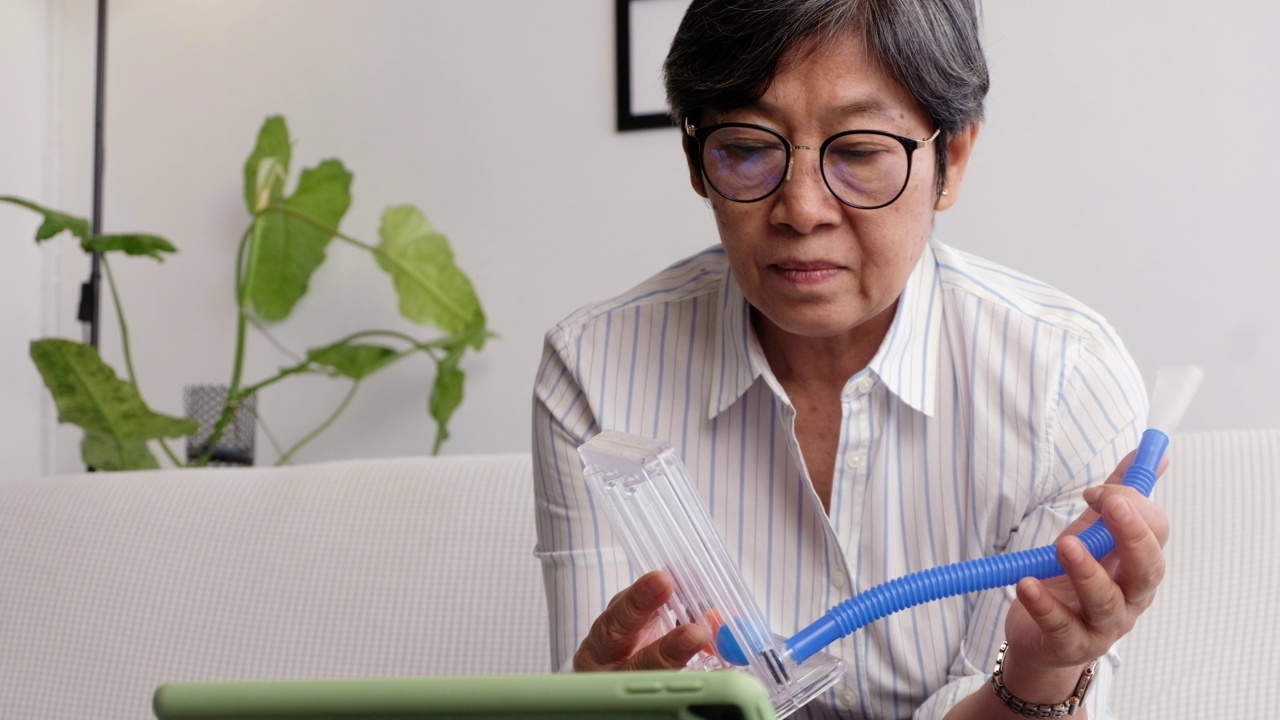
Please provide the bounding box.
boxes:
[685,120,941,210]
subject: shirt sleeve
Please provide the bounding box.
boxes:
[913,324,1147,720]
[531,329,632,671]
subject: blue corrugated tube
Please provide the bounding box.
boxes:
[718,428,1168,667]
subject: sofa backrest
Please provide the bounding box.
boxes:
[1110,429,1280,718]
[2,429,1277,719]
[0,453,547,719]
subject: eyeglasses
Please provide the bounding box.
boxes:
[685,120,940,210]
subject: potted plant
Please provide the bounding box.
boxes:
[1,115,491,471]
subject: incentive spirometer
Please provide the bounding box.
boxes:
[576,366,1203,718]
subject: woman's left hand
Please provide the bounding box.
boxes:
[999,449,1171,700]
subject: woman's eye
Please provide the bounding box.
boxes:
[724,143,776,160]
[830,145,889,162]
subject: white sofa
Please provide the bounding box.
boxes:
[1,430,1276,719]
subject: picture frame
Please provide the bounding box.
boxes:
[614,0,689,131]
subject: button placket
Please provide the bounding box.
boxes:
[832,568,848,590]
[829,392,864,597]
[845,450,867,469]
[839,687,859,709]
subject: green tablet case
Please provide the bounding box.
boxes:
[153,670,778,719]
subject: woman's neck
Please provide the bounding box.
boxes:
[752,300,898,389]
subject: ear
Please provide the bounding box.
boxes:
[934,123,980,211]
[683,134,709,198]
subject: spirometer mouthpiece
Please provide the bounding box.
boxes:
[1147,365,1204,436]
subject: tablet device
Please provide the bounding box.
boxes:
[153,669,778,719]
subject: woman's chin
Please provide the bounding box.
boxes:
[753,297,896,347]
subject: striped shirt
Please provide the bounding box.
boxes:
[532,238,1146,719]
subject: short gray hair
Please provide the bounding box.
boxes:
[663,0,989,194]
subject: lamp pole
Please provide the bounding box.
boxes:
[79,0,108,348]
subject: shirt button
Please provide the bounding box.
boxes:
[839,688,858,708]
[832,570,848,590]
[845,451,866,469]
[856,376,875,394]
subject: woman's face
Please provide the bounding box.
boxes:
[688,35,976,346]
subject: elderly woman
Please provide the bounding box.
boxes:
[532,1,1168,717]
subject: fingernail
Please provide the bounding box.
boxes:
[1061,539,1085,563]
[677,628,703,652]
[1083,487,1102,505]
[1112,498,1133,521]
[1021,580,1042,602]
[642,573,665,599]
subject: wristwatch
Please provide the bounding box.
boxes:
[990,640,1099,717]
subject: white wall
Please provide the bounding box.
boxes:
[0,0,53,483]
[15,1,1280,475]
[937,2,1280,438]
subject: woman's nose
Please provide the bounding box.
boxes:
[771,147,842,234]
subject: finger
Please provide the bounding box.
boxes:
[1057,453,1135,540]
[1015,576,1080,648]
[575,571,674,670]
[621,623,710,671]
[1069,458,1170,541]
[1057,535,1129,636]
[1099,495,1166,608]
[1083,486,1170,549]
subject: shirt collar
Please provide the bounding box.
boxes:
[707,242,943,419]
[866,242,942,418]
[708,267,762,419]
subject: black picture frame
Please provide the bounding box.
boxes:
[615,0,684,131]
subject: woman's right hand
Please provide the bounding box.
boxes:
[572,570,711,671]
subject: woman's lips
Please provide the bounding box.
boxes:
[773,261,842,285]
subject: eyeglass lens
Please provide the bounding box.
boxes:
[701,126,913,209]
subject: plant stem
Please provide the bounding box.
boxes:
[249,315,303,363]
[229,224,256,392]
[259,202,374,251]
[230,324,444,400]
[194,325,449,466]
[325,327,453,353]
[102,256,184,467]
[193,225,257,466]
[101,257,138,382]
[274,380,361,466]
[236,363,320,399]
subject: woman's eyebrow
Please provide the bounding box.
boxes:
[819,98,901,125]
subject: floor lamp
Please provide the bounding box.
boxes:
[78,0,107,350]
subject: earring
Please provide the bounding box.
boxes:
[941,189,949,196]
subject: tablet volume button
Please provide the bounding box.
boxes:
[625,681,664,694]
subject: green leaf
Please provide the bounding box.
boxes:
[0,195,91,243]
[83,233,178,261]
[81,430,160,471]
[248,159,353,321]
[2,198,178,262]
[376,205,485,337]
[243,116,291,213]
[30,338,198,471]
[306,341,399,380]
[429,346,466,455]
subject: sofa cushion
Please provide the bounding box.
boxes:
[0,453,546,720]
